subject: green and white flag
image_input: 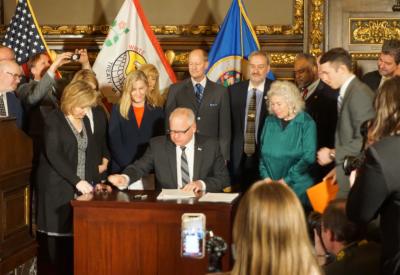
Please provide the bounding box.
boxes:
[93,0,176,102]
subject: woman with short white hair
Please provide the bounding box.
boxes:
[259,80,317,207]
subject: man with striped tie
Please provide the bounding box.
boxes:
[228,51,273,191]
[108,108,230,193]
[317,48,375,198]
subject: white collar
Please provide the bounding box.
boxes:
[339,75,355,98]
[191,77,207,88]
[176,135,195,150]
[248,80,266,92]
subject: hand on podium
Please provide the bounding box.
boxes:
[108,174,129,190]
[76,180,93,194]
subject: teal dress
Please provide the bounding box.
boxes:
[259,111,317,205]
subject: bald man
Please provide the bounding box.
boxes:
[0,46,16,61]
[109,107,230,192]
[0,60,23,128]
[165,49,231,161]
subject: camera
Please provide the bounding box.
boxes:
[71,53,80,61]
[308,211,322,236]
[342,119,370,176]
[343,154,365,176]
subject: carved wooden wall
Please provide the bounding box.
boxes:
[0,0,325,81]
[327,0,399,76]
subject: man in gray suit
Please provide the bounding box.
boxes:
[165,49,231,161]
[317,48,375,198]
[108,108,230,193]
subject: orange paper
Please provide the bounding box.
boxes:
[306,179,338,213]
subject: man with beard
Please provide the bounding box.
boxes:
[228,51,273,191]
[362,39,400,92]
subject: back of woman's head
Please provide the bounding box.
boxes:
[232,181,319,275]
[369,76,400,143]
[71,69,99,90]
[140,63,165,107]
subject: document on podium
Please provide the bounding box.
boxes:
[157,189,196,200]
[198,193,239,203]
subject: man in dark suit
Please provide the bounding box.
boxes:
[165,49,231,161]
[362,39,400,92]
[294,53,338,182]
[317,48,375,198]
[0,60,23,128]
[228,51,272,191]
[108,108,230,193]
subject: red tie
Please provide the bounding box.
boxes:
[302,88,308,99]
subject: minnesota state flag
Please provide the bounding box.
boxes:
[207,0,274,86]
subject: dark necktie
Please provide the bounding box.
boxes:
[302,87,309,100]
[181,146,190,186]
[244,88,257,156]
[195,83,204,104]
[0,94,7,117]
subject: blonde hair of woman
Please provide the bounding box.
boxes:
[140,64,165,107]
[232,181,321,275]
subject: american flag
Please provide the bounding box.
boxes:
[2,0,48,65]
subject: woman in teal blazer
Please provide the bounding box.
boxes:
[259,80,317,206]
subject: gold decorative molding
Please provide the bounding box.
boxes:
[169,51,296,66]
[350,18,400,44]
[309,0,324,56]
[0,1,303,37]
[254,0,304,35]
[269,53,297,65]
[350,52,380,60]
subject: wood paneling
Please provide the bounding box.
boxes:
[72,190,237,275]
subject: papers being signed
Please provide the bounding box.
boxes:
[157,189,196,200]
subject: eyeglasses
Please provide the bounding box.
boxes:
[5,71,22,80]
[168,124,192,135]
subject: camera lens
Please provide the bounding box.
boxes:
[71,53,80,61]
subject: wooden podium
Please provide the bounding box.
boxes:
[0,118,37,273]
[72,190,237,275]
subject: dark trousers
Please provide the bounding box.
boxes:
[233,152,261,193]
[37,232,73,275]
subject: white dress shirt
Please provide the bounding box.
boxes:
[0,92,10,117]
[176,136,195,189]
[191,77,207,91]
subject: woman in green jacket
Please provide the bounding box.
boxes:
[259,80,317,206]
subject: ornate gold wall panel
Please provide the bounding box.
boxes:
[309,0,325,56]
[0,0,304,36]
[350,18,400,44]
[165,51,297,66]
[0,0,309,80]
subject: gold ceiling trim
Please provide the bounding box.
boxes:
[170,51,296,66]
[0,1,303,36]
[309,0,324,56]
[350,52,380,60]
[350,18,400,44]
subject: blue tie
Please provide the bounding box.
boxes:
[195,83,204,104]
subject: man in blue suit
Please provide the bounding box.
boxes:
[0,60,23,128]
